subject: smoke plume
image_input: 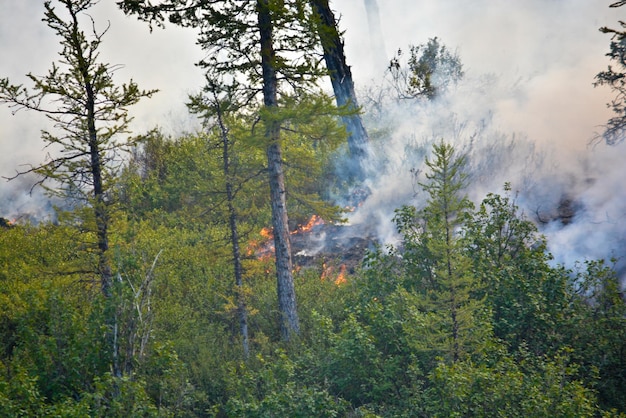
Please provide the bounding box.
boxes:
[331,0,626,280]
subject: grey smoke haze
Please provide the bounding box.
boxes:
[0,1,624,276]
[334,0,626,277]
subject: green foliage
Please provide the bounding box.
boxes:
[425,347,597,417]
[337,142,618,416]
[122,91,346,230]
[80,373,159,417]
[394,142,490,363]
[277,93,348,224]
[300,285,421,414]
[218,351,348,417]
[2,120,626,416]
[4,1,622,416]
[0,224,108,397]
[567,260,626,411]
[0,367,48,417]
[466,184,573,356]
[2,4,621,416]
[1,1,158,382]
[317,313,390,404]
[388,37,464,100]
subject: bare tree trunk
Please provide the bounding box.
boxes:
[226,167,250,358]
[68,4,112,298]
[88,108,113,298]
[310,0,369,179]
[257,0,300,341]
[213,88,250,358]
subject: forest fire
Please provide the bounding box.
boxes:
[290,218,374,283]
[0,217,14,228]
[291,214,325,235]
[246,227,274,260]
[321,262,347,285]
[248,213,375,283]
[335,264,347,285]
[260,227,272,239]
[250,215,326,260]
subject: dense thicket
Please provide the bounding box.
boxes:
[1,139,625,416]
[1,1,625,417]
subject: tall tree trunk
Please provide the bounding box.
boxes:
[257,0,300,341]
[310,0,369,179]
[213,89,250,358]
[69,5,112,298]
[363,0,388,72]
[70,6,119,378]
[88,103,113,298]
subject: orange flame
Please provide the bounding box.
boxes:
[248,215,326,268]
[320,262,347,286]
[245,227,275,259]
[291,214,324,235]
[334,264,347,285]
[320,262,330,281]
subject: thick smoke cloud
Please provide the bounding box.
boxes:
[332,0,626,278]
[1,1,624,279]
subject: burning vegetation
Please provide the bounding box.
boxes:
[0,217,13,228]
[248,214,376,285]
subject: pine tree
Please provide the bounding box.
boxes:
[1,0,156,295]
[395,142,489,362]
[0,0,157,378]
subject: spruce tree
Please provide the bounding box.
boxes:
[1,0,156,295]
[0,0,156,377]
[395,142,489,362]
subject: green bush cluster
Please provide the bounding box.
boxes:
[1,141,625,417]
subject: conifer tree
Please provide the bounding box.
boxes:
[188,82,252,358]
[395,142,488,362]
[0,0,156,297]
[0,0,157,378]
[118,0,334,340]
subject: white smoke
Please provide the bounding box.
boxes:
[0,174,59,224]
[346,71,626,280]
[541,143,626,271]
[330,0,626,280]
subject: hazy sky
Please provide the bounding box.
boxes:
[339,0,617,151]
[0,1,619,144]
